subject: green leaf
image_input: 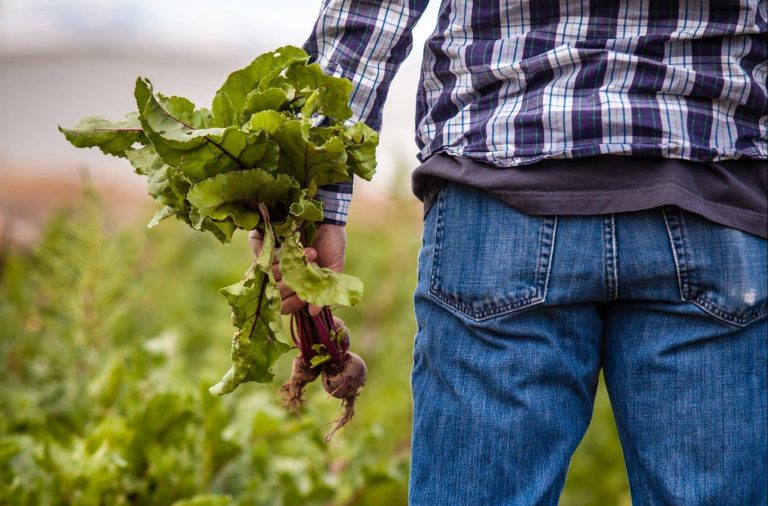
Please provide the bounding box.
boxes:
[149,169,189,215]
[125,144,165,176]
[242,87,294,120]
[343,122,378,181]
[278,229,363,307]
[309,354,331,368]
[244,110,291,135]
[237,131,279,172]
[272,120,350,194]
[300,89,321,120]
[180,102,215,129]
[289,195,324,223]
[166,169,193,205]
[187,169,297,231]
[135,78,248,181]
[59,113,144,158]
[211,90,237,127]
[201,217,237,244]
[126,145,191,218]
[212,45,309,126]
[145,166,178,207]
[210,271,290,395]
[138,89,213,130]
[261,61,353,122]
[147,206,175,228]
[255,223,276,274]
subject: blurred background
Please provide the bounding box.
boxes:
[0,0,431,242]
[0,1,631,504]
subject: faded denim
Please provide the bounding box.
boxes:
[409,182,767,505]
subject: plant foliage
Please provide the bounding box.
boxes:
[0,191,413,505]
[0,190,630,504]
[60,46,379,396]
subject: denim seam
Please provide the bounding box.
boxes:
[428,181,448,305]
[533,212,546,290]
[677,208,768,326]
[427,184,554,321]
[541,216,558,302]
[663,206,768,327]
[603,214,619,302]
[611,214,619,301]
[662,206,687,302]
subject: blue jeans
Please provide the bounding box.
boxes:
[409,182,767,505]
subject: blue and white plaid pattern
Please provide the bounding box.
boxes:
[306,0,768,224]
[316,182,353,226]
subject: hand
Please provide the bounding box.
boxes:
[248,223,346,316]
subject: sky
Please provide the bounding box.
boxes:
[1,0,330,54]
[0,0,442,196]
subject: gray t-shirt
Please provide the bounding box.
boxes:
[412,154,767,239]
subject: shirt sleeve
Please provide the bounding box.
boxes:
[303,0,431,225]
[316,180,354,226]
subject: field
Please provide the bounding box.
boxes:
[0,187,631,505]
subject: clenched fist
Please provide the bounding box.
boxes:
[248,223,346,316]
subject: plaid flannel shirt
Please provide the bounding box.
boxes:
[305,0,768,225]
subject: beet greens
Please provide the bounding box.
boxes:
[60,45,376,435]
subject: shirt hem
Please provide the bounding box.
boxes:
[419,143,768,167]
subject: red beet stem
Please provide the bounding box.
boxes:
[311,312,343,370]
[293,311,314,364]
[290,307,344,371]
[290,314,299,347]
[322,306,334,333]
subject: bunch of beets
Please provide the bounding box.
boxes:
[60,45,377,440]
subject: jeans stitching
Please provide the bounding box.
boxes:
[602,214,619,302]
[427,183,552,321]
[541,216,558,301]
[602,215,615,302]
[663,206,767,327]
[662,206,687,302]
[611,214,619,301]
[677,207,767,326]
[428,182,448,298]
[534,211,546,288]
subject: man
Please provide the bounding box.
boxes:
[251,1,767,503]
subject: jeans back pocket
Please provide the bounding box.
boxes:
[663,206,768,327]
[428,182,557,321]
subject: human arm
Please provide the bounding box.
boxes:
[252,0,431,314]
[306,0,432,225]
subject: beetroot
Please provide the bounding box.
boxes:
[322,351,367,441]
[332,316,350,350]
[283,308,367,440]
[278,355,320,412]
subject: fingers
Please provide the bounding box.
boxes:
[280,292,307,315]
[275,248,317,314]
[277,279,310,314]
[306,224,346,317]
[271,248,317,282]
[249,228,329,315]
[276,278,321,315]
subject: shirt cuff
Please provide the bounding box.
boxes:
[316,181,353,226]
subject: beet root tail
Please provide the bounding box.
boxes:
[279,355,320,413]
[324,396,356,442]
[278,378,308,412]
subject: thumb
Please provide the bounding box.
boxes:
[248,228,264,257]
[307,224,346,316]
